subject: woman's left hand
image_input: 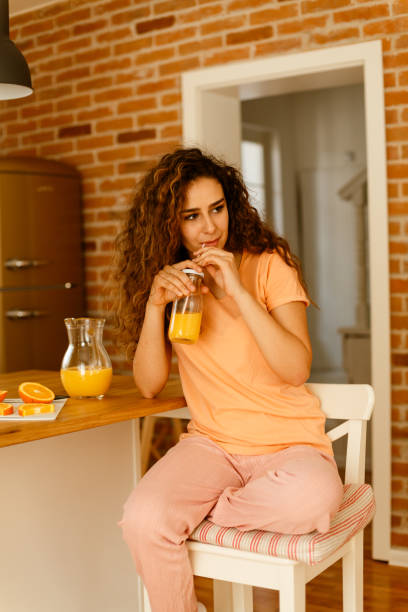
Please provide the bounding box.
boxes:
[192,247,243,299]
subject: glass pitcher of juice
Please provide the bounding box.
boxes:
[168,269,204,344]
[60,318,112,399]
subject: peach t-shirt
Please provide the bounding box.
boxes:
[173,250,332,456]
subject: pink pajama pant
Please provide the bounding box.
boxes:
[119,435,343,612]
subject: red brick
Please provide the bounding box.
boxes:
[393,0,408,15]
[204,47,251,66]
[21,18,54,37]
[250,4,298,25]
[94,0,132,14]
[333,5,389,23]
[383,52,408,70]
[364,17,408,36]
[384,72,396,88]
[117,98,157,114]
[156,26,196,46]
[393,353,408,366]
[301,0,350,13]
[37,29,70,46]
[22,131,55,145]
[179,36,222,55]
[81,165,115,179]
[73,19,109,35]
[40,142,74,156]
[97,26,133,43]
[389,163,408,178]
[76,48,111,67]
[139,140,180,156]
[278,15,327,35]
[201,16,246,36]
[58,37,92,54]
[98,147,136,161]
[180,5,223,25]
[114,38,153,55]
[57,95,91,112]
[112,6,150,25]
[392,278,408,292]
[118,160,155,174]
[24,47,53,63]
[56,67,91,83]
[154,0,195,14]
[117,129,156,143]
[388,145,400,160]
[161,93,182,106]
[135,47,175,65]
[136,16,175,34]
[99,177,136,191]
[77,77,113,92]
[59,124,92,138]
[94,87,133,103]
[78,108,114,121]
[159,57,199,76]
[94,57,132,74]
[77,135,114,151]
[311,28,359,45]
[56,8,91,27]
[228,0,271,10]
[161,125,183,139]
[37,86,73,101]
[96,118,133,132]
[21,103,53,119]
[227,26,272,45]
[83,196,118,209]
[40,57,73,72]
[387,126,408,140]
[255,37,301,56]
[389,201,408,214]
[136,78,177,95]
[62,153,94,166]
[396,34,408,49]
[7,120,37,135]
[138,110,178,126]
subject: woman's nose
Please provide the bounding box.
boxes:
[202,214,215,232]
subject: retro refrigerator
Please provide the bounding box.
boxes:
[0,157,85,372]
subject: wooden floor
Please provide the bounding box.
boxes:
[194,527,408,611]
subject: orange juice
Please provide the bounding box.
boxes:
[60,367,112,398]
[168,312,202,344]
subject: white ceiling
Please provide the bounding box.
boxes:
[10,0,60,15]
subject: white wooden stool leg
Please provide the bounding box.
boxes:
[213,579,233,612]
[342,531,364,612]
[143,586,152,612]
[232,583,253,611]
[279,565,306,612]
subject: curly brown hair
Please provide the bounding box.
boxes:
[113,147,312,357]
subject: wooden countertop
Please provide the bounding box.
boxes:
[0,370,185,448]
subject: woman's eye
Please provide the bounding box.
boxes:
[213,205,224,213]
[184,213,197,221]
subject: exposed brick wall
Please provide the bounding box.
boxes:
[1,0,407,541]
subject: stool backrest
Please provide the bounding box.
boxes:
[305,383,375,485]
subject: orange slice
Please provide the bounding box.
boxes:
[18,403,55,416]
[0,403,13,416]
[0,390,7,402]
[18,382,55,404]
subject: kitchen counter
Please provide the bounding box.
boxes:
[0,369,185,447]
[0,370,187,612]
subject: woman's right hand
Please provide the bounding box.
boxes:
[147,261,205,307]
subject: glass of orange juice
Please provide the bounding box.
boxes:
[60,318,112,399]
[168,269,204,344]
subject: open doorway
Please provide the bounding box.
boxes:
[241,84,369,474]
[182,41,390,562]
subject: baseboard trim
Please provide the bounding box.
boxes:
[389,547,408,567]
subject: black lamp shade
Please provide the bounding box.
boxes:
[0,0,33,100]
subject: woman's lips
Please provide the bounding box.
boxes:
[201,239,218,247]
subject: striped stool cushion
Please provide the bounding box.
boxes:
[189,483,375,566]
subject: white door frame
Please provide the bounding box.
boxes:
[182,40,391,563]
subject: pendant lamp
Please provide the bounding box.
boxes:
[0,0,33,99]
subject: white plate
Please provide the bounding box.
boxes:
[0,398,67,421]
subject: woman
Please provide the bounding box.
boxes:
[115,148,343,612]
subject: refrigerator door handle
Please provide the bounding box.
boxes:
[6,309,49,320]
[5,258,51,270]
